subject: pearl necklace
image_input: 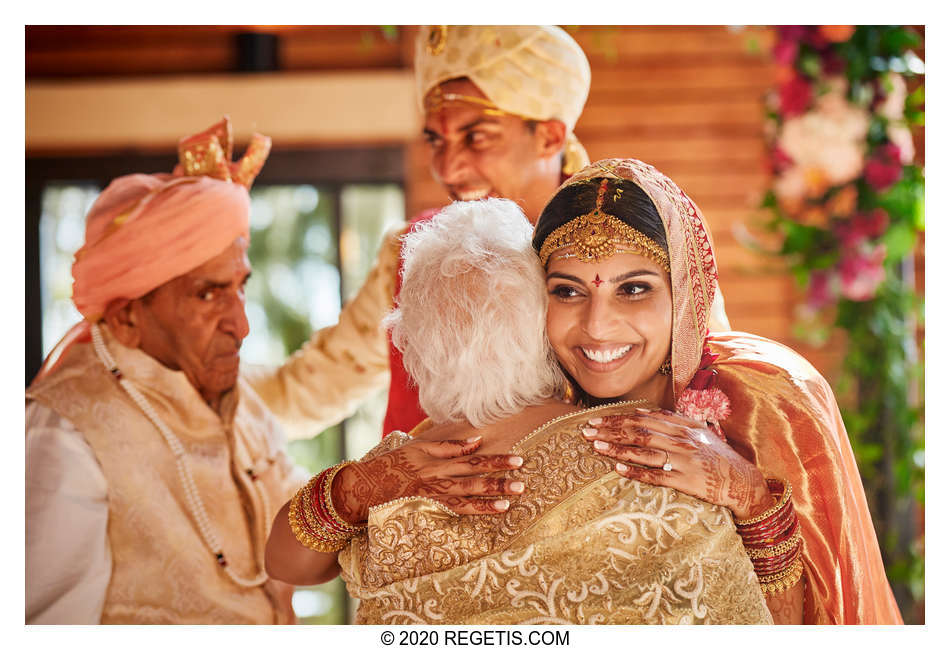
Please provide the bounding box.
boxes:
[90,323,269,588]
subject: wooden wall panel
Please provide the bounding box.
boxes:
[25,26,405,78]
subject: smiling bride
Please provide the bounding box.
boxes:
[265,196,772,624]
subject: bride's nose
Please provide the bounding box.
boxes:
[579,294,620,340]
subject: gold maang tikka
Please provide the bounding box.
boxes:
[539,178,671,271]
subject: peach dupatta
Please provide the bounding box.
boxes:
[555,158,901,624]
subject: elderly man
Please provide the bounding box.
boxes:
[247,25,730,440]
[26,118,301,624]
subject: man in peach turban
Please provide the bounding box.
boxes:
[26,118,303,624]
[247,25,730,442]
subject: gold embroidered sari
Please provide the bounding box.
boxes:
[339,403,772,625]
[559,159,902,624]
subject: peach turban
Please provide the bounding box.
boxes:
[71,117,270,320]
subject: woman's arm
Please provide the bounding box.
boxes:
[266,501,342,585]
[583,408,804,623]
[264,436,525,585]
[766,579,805,624]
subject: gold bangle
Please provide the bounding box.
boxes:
[735,478,792,527]
[744,525,803,559]
[289,482,350,553]
[299,475,334,542]
[757,544,802,580]
[322,461,366,534]
[759,556,805,596]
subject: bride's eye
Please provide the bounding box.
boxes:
[618,282,649,298]
[549,284,582,300]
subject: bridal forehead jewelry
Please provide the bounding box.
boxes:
[539,178,670,271]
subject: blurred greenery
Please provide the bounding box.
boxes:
[761,25,924,622]
[38,185,100,358]
[245,183,403,623]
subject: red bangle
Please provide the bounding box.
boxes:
[740,512,797,545]
[735,477,805,593]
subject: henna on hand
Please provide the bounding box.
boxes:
[588,412,771,518]
[765,577,805,624]
[331,442,523,524]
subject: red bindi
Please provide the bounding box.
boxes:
[592,274,604,288]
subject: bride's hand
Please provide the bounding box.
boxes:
[333,437,525,522]
[582,408,774,520]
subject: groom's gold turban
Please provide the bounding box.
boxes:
[415,26,591,174]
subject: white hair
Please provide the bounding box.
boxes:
[385,198,564,427]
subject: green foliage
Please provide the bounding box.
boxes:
[763,25,924,622]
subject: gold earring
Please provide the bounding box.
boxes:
[659,358,672,376]
[562,382,575,404]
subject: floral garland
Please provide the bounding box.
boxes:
[764,26,923,314]
[759,25,924,620]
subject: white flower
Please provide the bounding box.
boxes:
[778,78,870,188]
[887,123,916,164]
[877,72,908,121]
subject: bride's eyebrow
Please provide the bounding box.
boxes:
[611,270,660,283]
[546,272,584,283]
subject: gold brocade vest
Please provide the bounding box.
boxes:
[27,331,298,624]
[339,403,773,625]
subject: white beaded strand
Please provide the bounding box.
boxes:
[91,323,268,588]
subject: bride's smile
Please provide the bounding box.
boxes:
[545,253,673,406]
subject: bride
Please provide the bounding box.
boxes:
[531,158,900,624]
[266,158,900,625]
[265,196,771,624]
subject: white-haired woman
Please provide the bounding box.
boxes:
[265,198,771,624]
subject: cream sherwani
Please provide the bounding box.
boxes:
[26,327,304,624]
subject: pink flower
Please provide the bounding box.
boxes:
[860,208,890,239]
[880,143,903,164]
[888,124,916,164]
[864,142,905,191]
[803,27,829,49]
[773,39,799,66]
[832,209,890,248]
[777,25,808,42]
[676,388,732,426]
[770,146,795,174]
[779,76,814,118]
[806,270,836,309]
[865,158,902,191]
[838,244,886,301]
[821,50,846,75]
[833,220,863,248]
